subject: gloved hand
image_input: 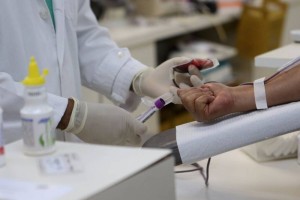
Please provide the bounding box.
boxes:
[169,73,208,104]
[132,57,214,103]
[60,99,147,146]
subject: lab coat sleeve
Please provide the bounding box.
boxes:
[76,0,147,109]
[0,73,68,139]
[0,77,24,143]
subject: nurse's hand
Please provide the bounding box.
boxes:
[132,57,214,103]
[57,99,147,146]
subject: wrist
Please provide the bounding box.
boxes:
[57,98,74,130]
[132,68,153,96]
[232,85,256,112]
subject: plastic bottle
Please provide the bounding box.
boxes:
[20,57,55,156]
[0,107,5,167]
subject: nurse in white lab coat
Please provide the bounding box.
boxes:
[0,0,212,145]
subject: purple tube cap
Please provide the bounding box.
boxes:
[155,98,165,109]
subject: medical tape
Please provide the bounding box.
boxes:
[253,77,268,109]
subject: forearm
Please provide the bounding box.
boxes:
[265,65,300,106]
[231,85,256,113]
[232,65,300,113]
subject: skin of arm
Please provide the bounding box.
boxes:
[56,98,74,130]
[177,65,300,122]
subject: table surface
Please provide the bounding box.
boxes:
[175,149,300,200]
[0,141,171,200]
[2,141,299,200]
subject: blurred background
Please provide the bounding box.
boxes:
[83,0,300,134]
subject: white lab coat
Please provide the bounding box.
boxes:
[0,0,146,143]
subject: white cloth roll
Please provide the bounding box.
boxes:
[176,101,300,164]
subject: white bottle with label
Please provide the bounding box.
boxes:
[0,107,5,167]
[20,57,55,156]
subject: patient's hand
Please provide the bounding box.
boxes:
[177,83,236,122]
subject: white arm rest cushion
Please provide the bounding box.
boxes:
[176,101,300,164]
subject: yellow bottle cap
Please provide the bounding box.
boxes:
[22,57,48,86]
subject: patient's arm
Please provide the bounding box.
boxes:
[177,65,300,122]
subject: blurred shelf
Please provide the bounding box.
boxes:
[101,11,241,47]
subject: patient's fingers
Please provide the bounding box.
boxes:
[178,88,214,114]
[177,87,212,97]
[181,93,204,114]
[194,95,215,122]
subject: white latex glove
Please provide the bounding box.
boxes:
[169,73,206,104]
[63,99,147,146]
[132,57,214,103]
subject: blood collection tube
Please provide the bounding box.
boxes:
[137,92,174,123]
[137,98,165,123]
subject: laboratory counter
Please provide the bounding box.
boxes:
[0,140,175,200]
[1,140,299,200]
[175,149,300,200]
